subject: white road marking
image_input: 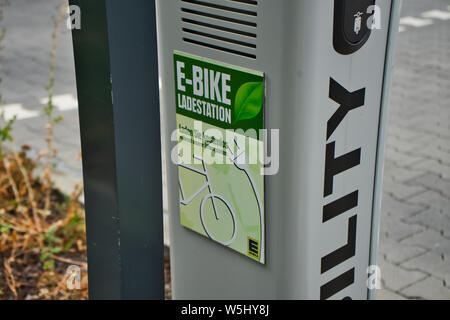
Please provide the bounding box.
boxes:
[0,94,77,122]
[400,16,434,28]
[40,94,78,111]
[421,9,450,21]
[0,103,40,121]
[399,25,406,32]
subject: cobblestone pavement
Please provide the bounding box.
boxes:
[0,0,449,299]
[376,0,450,300]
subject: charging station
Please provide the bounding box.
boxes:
[157,0,402,300]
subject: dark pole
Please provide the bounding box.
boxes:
[69,0,164,299]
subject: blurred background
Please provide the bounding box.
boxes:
[0,0,449,299]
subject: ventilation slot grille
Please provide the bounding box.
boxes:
[181,0,258,59]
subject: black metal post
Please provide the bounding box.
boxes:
[69,0,164,299]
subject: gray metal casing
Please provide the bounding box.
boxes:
[157,0,401,299]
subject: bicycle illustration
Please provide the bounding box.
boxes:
[178,138,263,261]
[178,154,237,246]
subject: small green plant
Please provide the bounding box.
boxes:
[0,112,16,156]
[40,226,63,270]
[0,221,11,233]
[41,2,66,214]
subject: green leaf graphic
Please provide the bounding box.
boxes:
[233,82,264,124]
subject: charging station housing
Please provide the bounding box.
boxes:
[157,0,402,299]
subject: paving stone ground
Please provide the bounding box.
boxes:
[0,0,449,299]
[376,0,450,300]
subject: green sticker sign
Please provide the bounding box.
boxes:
[174,51,265,263]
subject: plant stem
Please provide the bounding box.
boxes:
[43,3,66,213]
[13,150,41,232]
[4,247,18,299]
[1,157,20,203]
